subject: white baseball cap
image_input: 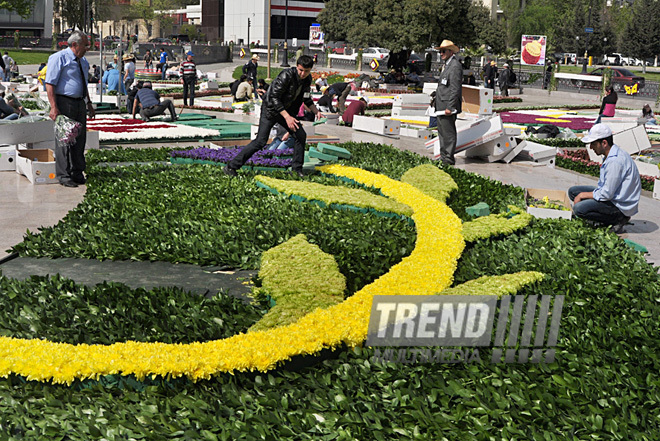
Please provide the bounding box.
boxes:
[581,123,613,143]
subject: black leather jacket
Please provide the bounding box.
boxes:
[264,67,313,119]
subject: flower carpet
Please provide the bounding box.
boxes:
[1,142,659,438]
[87,114,252,143]
[499,110,595,130]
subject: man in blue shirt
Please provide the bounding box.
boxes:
[102,64,125,93]
[133,81,177,122]
[159,49,168,81]
[46,30,95,188]
[568,124,642,233]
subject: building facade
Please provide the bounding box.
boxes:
[207,0,324,45]
[0,0,54,37]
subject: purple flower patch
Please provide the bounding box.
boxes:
[171,147,293,168]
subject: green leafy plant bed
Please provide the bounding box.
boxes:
[4,141,660,438]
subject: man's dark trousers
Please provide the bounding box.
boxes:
[437,113,457,165]
[55,95,87,184]
[183,75,196,106]
[568,185,626,225]
[228,110,306,172]
[140,99,177,120]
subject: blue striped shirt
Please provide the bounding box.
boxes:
[593,144,642,217]
[45,48,89,98]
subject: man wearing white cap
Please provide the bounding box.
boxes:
[243,54,259,91]
[434,39,462,165]
[569,123,641,233]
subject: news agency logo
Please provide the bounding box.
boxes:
[366,295,564,364]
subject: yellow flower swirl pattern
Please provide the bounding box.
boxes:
[0,165,465,384]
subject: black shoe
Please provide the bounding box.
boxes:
[72,176,86,185]
[611,216,631,234]
[60,181,78,188]
[290,169,304,178]
[142,116,150,122]
[223,165,238,177]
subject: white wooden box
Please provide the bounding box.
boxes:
[0,119,54,144]
[399,125,432,140]
[86,130,100,150]
[16,149,58,184]
[0,145,17,171]
[654,179,659,200]
[393,94,429,105]
[353,115,400,135]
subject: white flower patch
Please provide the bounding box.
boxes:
[87,116,221,141]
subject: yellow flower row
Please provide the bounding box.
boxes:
[0,165,465,384]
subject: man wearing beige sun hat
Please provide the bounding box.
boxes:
[434,39,462,165]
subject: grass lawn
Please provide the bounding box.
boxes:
[5,49,53,65]
[232,65,284,81]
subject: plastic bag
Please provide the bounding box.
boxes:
[54,114,82,146]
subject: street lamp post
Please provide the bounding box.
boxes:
[582,1,594,74]
[575,36,580,66]
[281,0,290,67]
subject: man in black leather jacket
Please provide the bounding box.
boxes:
[225,55,323,177]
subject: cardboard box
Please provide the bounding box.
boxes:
[353,115,400,135]
[0,118,54,144]
[461,85,493,116]
[525,188,573,220]
[16,149,58,184]
[585,125,659,178]
[0,145,17,171]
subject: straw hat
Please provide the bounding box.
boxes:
[490,60,497,66]
[251,54,260,60]
[436,40,459,53]
[122,53,135,61]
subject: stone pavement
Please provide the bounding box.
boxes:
[2,77,658,268]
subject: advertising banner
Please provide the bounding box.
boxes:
[309,24,324,47]
[521,35,547,66]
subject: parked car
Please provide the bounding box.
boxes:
[149,37,173,45]
[168,34,190,43]
[407,53,425,74]
[571,67,645,93]
[326,41,348,54]
[362,47,390,61]
[58,39,100,50]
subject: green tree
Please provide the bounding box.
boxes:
[622,0,660,72]
[318,0,493,52]
[0,0,35,18]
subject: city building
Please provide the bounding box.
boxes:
[202,0,324,45]
[0,0,54,37]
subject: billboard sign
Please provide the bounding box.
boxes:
[309,24,324,47]
[521,35,547,66]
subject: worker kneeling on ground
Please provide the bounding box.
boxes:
[568,123,641,233]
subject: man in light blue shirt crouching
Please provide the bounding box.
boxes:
[568,123,641,233]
